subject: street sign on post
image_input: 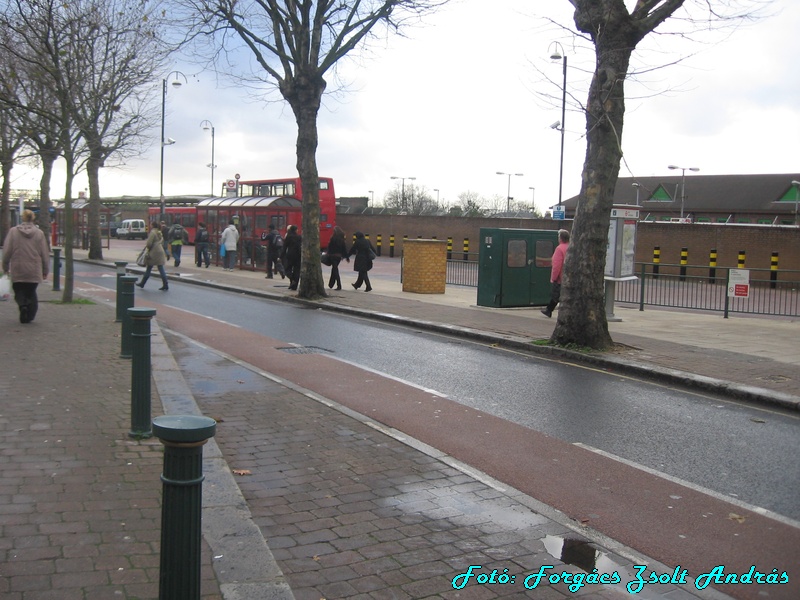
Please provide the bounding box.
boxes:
[728,269,750,298]
[553,205,565,220]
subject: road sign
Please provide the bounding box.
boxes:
[728,269,750,298]
[553,206,565,220]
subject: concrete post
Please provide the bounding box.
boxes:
[115,261,128,322]
[153,415,217,600]
[129,307,157,439]
[119,276,138,358]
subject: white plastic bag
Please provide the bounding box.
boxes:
[0,273,11,301]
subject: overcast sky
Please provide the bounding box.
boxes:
[11,0,800,215]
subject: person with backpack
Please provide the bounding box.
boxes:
[194,222,210,268]
[264,224,285,279]
[167,222,189,267]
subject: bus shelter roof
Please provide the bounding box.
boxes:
[197,196,302,209]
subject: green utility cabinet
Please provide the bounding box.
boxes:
[477,228,559,308]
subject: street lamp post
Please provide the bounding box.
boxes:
[200,120,215,197]
[529,186,535,208]
[632,182,641,206]
[668,165,700,219]
[549,42,567,208]
[159,71,187,217]
[390,176,415,212]
[496,171,523,212]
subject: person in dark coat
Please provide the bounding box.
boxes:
[264,224,285,279]
[325,226,349,290]
[348,231,375,292]
[281,224,302,290]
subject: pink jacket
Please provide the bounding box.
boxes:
[2,223,50,283]
[550,241,569,284]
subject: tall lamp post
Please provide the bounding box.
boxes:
[496,171,523,212]
[668,165,700,219]
[529,186,535,208]
[632,182,641,206]
[390,176,415,212]
[200,120,215,197]
[160,71,187,217]
[549,42,567,208]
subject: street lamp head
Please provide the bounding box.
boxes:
[548,41,564,61]
[668,165,679,170]
[163,137,176,146]
[201,119,214,131]
[689,167,700,172]
[549,121,561,130]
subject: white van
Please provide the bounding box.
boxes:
[116,219,148,240]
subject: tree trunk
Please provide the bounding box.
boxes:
[61,167,76,303]
[1,160,11,245]
[87,149,103,260]
[37,151,58,250]
[551,8,638,350]
[283,70,327,299]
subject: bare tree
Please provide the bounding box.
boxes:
[551,0,768,350]
[181,0,448,299]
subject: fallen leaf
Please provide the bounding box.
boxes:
[232,469,252,476]
[728,513,746,523]
[212,416,225,423]
[750,418,766,424]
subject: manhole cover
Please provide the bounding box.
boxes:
[276,346,331,355]
[757,375,791,383]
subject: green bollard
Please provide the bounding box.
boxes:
[119,276,138,358]
[153,415,217,600]
[128,307,157,439]
[52,248,62,291]
[115,261,129,322]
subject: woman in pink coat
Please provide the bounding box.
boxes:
[2,209,50,323]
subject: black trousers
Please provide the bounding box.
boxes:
[545,282,561,313]
[354,270,371,290]
[13,281,40,322]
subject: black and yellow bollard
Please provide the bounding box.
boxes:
[115,261,129,322]
[463,238,469,262]
[708,249,717,284]
[447,237,453,260]
[770,252,779,289]
[153,415,217,600]
[129,307,156,439]
[652,246,661,279]
[376,234,382,257]
[119,276,138,359]
[52,248,62,292]
[679,247,688,282]
[389,234,395,258]
[738,250,746,269]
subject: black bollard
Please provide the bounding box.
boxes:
[52,248,62,291]
[153,415,217,600]
[128,307,157,439]
[119,276,138,358]
[115,261,129,322]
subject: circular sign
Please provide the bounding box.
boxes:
[226,179,236,189]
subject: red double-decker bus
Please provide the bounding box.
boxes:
[235,176,337,248]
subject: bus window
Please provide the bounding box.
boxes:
[320,180,329,190]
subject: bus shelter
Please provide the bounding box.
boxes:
[53,200,112,249]
[196,196,302,270]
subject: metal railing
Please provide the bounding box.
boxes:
[615,263,799,317]
[445,258,800,317]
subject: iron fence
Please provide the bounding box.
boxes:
[445,258,800,317]
[614,264,799,317]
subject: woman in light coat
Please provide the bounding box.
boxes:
[2,209,50,323]
[220,220,240,271]
[136,221,169,290]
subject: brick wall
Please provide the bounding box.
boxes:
[339,215,799,273]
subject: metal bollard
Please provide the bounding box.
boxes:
[738,250,746,269]
[52,248,62,291]
[708,248,717,284]
[376,234,382,257]
[652,246,660,280]
[679,247,688,282]
[115,261,129,322]
[129,307,157,439]
[389,234,395,258]
[770,252,779,289]
[119,276,138,359]
[463,237,469,262]
[153,415,217,600]
[447,237,453,260]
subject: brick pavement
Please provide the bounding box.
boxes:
[0,289,222,600]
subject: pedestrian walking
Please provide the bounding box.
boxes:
[348,231,375,292]
[2,209,50,323]
[167,222,189,267]
[194,222,210,267]
[220,219,240,271]
[325,226,349,291]
[264,224,286,279]
[160,221,170,258]
[541,229,570,318]
[136,221,169,291]
[281,224,302,290]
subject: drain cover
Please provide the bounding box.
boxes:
[276,346,331,355]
